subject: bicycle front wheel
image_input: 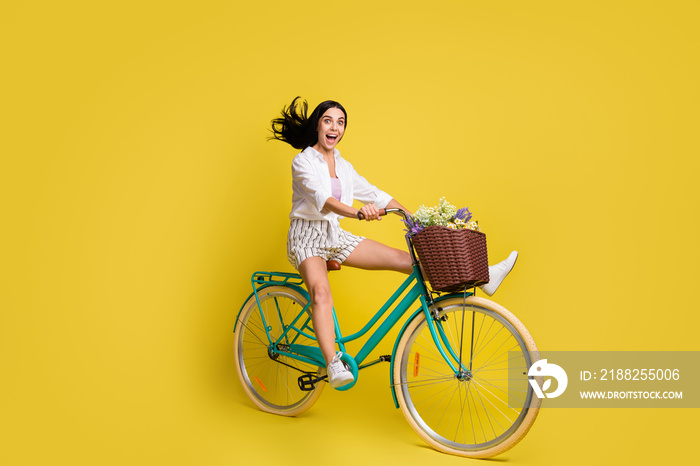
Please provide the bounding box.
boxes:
[393,296,540,458]
[234,286,324,416]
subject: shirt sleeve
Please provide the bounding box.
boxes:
[291,154,333,212]
[349,161,393,209]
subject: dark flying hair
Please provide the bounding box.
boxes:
[269,97,347,150]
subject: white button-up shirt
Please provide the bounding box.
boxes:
[290,146,393,225]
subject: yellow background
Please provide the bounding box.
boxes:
[2,1,698,464]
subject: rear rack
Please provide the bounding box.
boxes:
[251,271,304,290]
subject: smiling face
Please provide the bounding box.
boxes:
[314,107,346,153]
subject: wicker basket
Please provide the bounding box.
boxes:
[412,226,490,292]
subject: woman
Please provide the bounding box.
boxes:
[270,97,517,388]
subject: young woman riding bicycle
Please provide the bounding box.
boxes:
[270,97,518,388]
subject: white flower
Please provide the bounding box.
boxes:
[411,198,479,232]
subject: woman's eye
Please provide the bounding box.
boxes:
[338,121,344,126]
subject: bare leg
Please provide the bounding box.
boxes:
[297,256,338,365]
[343,239,413,274]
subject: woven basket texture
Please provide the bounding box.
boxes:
[412,226,490,292]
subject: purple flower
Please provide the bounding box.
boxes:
[455,207,472,222]
[403,216,425,237]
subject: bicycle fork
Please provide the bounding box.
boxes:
[420,293,475,378]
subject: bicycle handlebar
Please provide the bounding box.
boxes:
[357,208,409,222]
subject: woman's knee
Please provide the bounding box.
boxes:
[310,284,333,309]
[305,275,333,309]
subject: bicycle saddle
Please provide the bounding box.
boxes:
[326,260,341,271]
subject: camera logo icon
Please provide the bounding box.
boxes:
[528,359,568,399]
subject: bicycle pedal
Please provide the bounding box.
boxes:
[297,374,323,391]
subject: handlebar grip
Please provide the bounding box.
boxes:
[357,208,387,220]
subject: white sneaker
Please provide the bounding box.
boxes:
[327,352,354,388]
[479,251,518,296]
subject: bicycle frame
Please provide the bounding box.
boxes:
[236,267,473,385]
[233,209,476,392]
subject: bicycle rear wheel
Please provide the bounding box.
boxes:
[393,296,540,458]
[234,286,324,416]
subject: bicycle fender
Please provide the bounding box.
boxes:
[232,283,311,333]
[389,293,473,408]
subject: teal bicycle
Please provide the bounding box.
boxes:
[233,209,541,458]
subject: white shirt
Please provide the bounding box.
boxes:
[289,146,393,224]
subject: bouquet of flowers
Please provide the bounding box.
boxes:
[404,197,480,238]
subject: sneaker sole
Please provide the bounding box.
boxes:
[329,375,355,389]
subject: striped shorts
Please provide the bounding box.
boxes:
[287,219,365,270]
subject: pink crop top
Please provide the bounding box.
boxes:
[331,177,342,201]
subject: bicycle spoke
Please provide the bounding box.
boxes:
[471,375,528,406]
[410,381,459,416]
[398,376,455,392]
[469,385,496,443]
[468,322,504,369]
[458,381,469,443]
[407,351,452,374]
[469,378,520,419]
[438,381,461,435]
[411,341,449,365]
[239,321,269,346]
[474,337,518,374]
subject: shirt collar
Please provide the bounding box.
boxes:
[306,146,340,160]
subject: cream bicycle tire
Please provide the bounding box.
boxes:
[234,286,324,416]
[393,296,540,458]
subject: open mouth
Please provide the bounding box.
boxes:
[325,134,338,144]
